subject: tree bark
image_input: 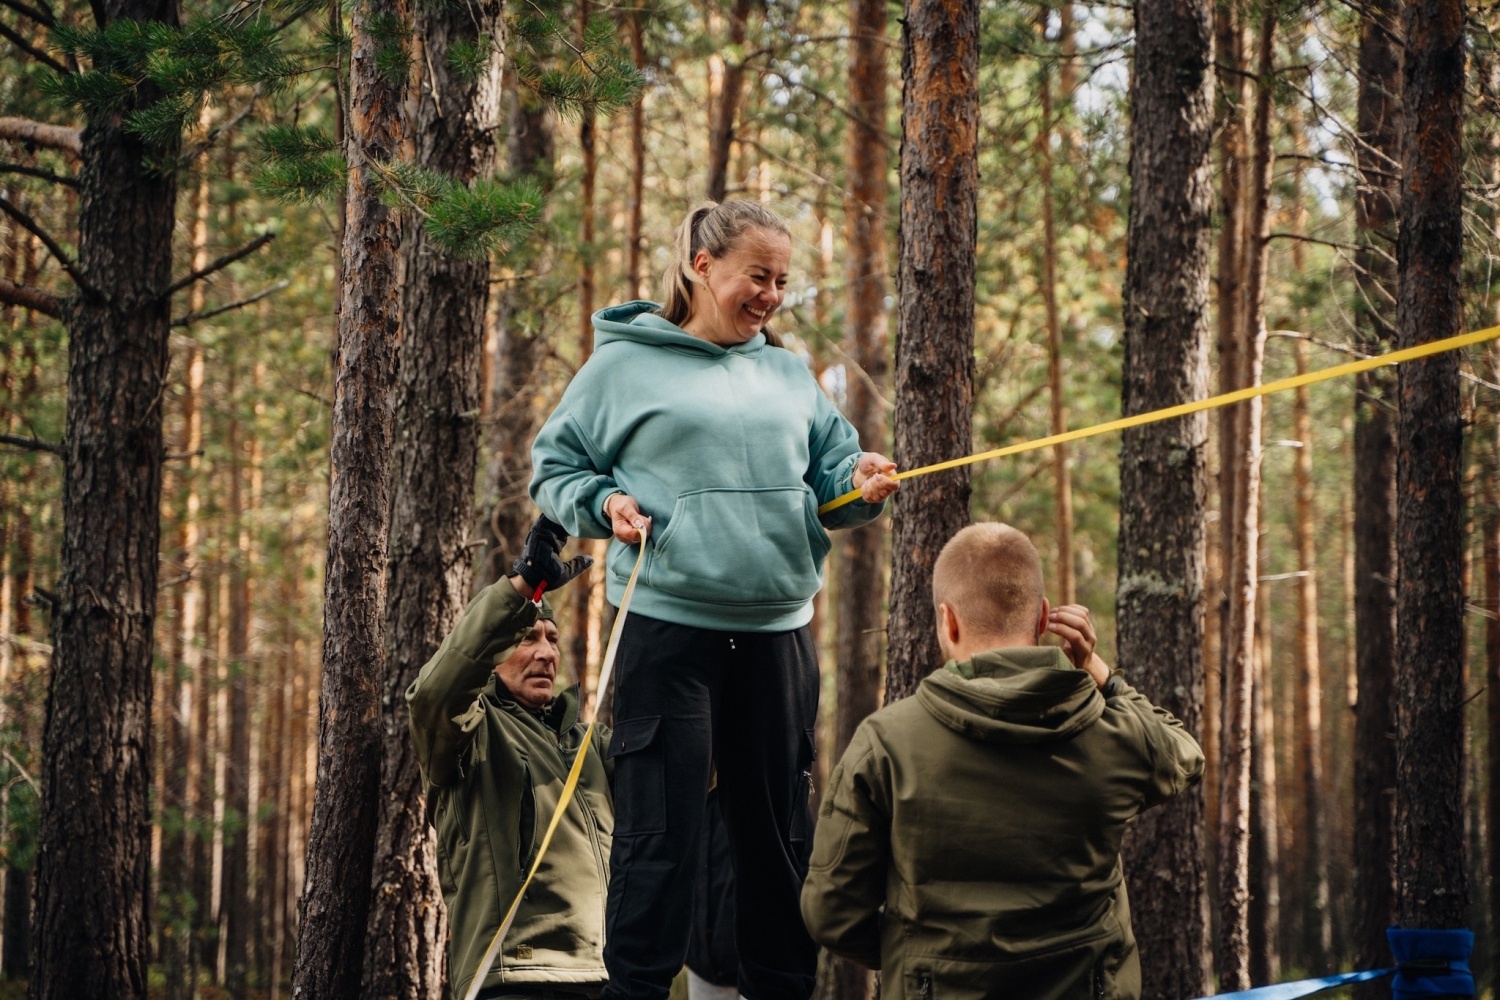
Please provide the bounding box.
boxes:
[363,1,503,995]
[1114,0,1214,989]
[1350,0,1401,991]
[626,9,646,299]
[886,0,978,701]
[1038,9,1074,606]
[291,0,407,994]
[222,369,252,1000]
[829,3,890,995]
[1393,0,1468,947]
[1248,523,1278,986]
[474,75,556,594]
[1484,339,1500,977]
[705,0,753,202]
[1291,340,1332,969]
[1218,7,1274,988]
[30,1,181,997]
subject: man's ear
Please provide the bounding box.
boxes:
[1034,597,1051,639]
[939,602,961,646]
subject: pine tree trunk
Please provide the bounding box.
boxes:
[1484,340,1500,972]
[30,0,181,995]
[1291,341,1332,969]
[291,0,407,993]
[1392,0,1468,948]
[1217,8,1274,987]
[223,374,252,1000]
[364,2,503,995]
[885,0,978,700]
[163,160,211,1000]
[1114,0,1213,989]
[829,3,889,994]
[1038,11,1074,605]
[474,76,556,594]
[1350,0,1401,990]
[1248,527,1278,986]
[705,0,753,201]
[626,10,646,299]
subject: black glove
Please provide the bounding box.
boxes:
[512,515,593,592]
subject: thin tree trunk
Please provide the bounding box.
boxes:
[291,0,407,992]
[30,0,181,996]
[1218,7,1274,988]
[1248,515,1278,985]
[1038,8,1074,605]
[705,0,752,201]
[1484,339,1500,975]
[886,0,978,700]
[1350,0,1402,990]
[1291,340,1332,968]
[364,1,504,993]
[1392,0,1468,952]
[223,365,252,1000]
[829,2,890,994]
[626,9,646,299]
[474,73,556,594]
[163,153,211,1000]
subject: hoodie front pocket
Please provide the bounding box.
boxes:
[649,487,829,606]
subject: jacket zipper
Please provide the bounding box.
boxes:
[918,972,932,1000]
[1093,959,1106,1000]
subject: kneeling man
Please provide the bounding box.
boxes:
[408,517,611,1000]
[801,523,1204,1000]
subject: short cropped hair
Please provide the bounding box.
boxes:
[931,523,1045,640]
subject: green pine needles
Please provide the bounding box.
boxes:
[45,17,299,150]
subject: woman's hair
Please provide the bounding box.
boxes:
[658,200,791,347]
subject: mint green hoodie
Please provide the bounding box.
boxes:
[529,301,885,632]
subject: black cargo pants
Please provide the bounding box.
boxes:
[601,613,820,1000]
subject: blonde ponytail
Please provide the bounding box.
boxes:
[656,200,791,347]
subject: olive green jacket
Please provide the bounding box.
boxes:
[407,581,613,1000]
[801,647,1204,1000]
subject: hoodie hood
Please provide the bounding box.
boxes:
[916,646,1104,744]
[592,300,767,357]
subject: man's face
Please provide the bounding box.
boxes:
[495,618,560,710]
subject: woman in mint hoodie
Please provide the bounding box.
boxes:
[530,200,898,1000]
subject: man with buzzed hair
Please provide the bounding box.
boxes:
[801,522,1203,1000]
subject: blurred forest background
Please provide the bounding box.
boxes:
[0,0,1498,994]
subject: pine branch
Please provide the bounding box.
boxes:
[0,276,63,316]
[161,232,275,297]
[0,0,54,27]
[0,116,81,155]
[0,432,63,456]
[0,195,88,290]
[171,279,288,326]
[0,18,69,74]
[0,162,76,186]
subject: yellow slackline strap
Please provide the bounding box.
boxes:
[819,324,1500,515]
[461,524,651,1000]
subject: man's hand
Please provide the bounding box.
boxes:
[511,515,593,593]
[1047,604,1111,690]
[852,453,900,504]
[604,492,651,545]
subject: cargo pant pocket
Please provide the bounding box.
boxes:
[607,716,666,836]
[790,727,817,845]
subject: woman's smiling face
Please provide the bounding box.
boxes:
[684,227,792,346]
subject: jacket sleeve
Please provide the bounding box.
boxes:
[800,725,890,969]
[1103,674,1206,809]
[530,401,618,540]
[406,581,541,788]
[807,387,886,532]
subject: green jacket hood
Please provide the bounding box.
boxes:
[592,300,767,357]
[917,646,1104,744]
